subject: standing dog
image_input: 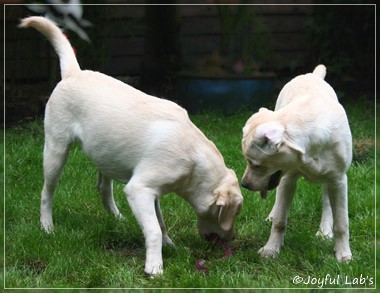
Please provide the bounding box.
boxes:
[19,16,243,275]
[241,65,352,262]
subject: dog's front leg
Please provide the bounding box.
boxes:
[326,175,352,262]
[266,173,300,222]
[266,193,282,222]
[259,174,297,258]
[124,182,163,275]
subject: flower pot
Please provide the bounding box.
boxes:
[176,73,275,114]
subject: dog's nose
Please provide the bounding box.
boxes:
[240,181,252,190]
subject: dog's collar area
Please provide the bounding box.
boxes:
[268,170,282,190]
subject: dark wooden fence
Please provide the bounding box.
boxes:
[4,3,313,81]
[5,2,374,123]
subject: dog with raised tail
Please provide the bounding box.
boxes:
[19,16,243,275]
[241,65,352,262]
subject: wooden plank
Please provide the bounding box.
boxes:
[260,14,310,33]
[106,36,145,56]
[254,4,313,14]
[274,50,308,69]
[179,5,217,17]
[4,3,314,80]
[178,4,313,16]
[96,4,146,18]
[181,35,221,54]
[270,32,308,50]
[6,58,51,80]
[180,14,310,36]
[103,55,142,76]
[3,5,26,21]
[181,31,307,54]
[179,13,310,44]
[181,16,220,35]
[94,18,146,38]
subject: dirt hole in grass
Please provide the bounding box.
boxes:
[353,139,375,162]
[24,259,46,274]
[100,234,144,257]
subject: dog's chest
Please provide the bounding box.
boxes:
[298,153,340,183]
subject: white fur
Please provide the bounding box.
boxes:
[256,121,284,146]
[241,65,352,262]
[19,16,243,275]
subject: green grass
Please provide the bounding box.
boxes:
[4,99,376,289]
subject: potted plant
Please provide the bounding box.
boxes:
[177,3,276,114]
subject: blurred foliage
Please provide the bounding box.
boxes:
[69,5,142,74]
[305,2,375,93]
[217,4,274,73]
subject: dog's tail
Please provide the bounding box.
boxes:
[18,16,80,79]
[312,64,327,79]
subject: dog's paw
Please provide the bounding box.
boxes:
[335,253,352,262]
[144,263,163,276]
[115,213,125,220]
[334,249,352,262]
[40,221,54,234]
[316,229,333,239]
[258,246,279,258]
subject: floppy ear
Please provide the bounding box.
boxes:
[256,121,306,154]
[285,140,306,155]
[213,189,242,231]
[256,121,284,148]
[243,108,270,137]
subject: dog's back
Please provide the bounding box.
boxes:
[275,65,338,111]
[275,65,352,173]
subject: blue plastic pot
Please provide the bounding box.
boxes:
[176,74,275,114]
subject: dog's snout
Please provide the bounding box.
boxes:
[240,180,251,190]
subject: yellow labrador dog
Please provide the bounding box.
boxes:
[241,65,352,262]
[19,17,243,275]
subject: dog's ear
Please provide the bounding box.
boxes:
[285,140,306,155]
[255,121,284,150]
[256,121,306,155]
[243,108,271,137]
[213,188,242,231]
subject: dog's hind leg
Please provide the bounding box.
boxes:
[40,140,70,233]
[316,185,333,238]
[155,198,175,248]
[96,172,124,219]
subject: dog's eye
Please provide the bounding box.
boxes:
[248,160,261,169]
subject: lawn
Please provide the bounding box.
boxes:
[3,98,376,290]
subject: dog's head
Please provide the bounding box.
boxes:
[197,168,243,242]
[241,108,304,198]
